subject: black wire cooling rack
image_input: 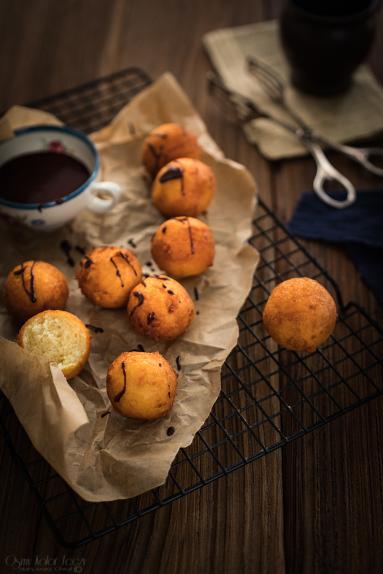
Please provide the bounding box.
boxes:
[1,67,383,548]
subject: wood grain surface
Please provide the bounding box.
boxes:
[1,1,383,573]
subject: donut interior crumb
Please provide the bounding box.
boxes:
[21,314,88,372]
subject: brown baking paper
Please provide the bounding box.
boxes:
[0,73,259,502]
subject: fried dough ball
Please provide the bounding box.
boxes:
[18,310,90,379]
[106,351,177,420]
[76,246,142,309]
[142,123,201,177]
[151,157,215,217]
[4,260,69,321]
[127,275,195,341]
[151,217,215,277]
[263,277,337,352]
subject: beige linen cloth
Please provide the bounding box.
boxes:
[204,20,383,159]
[0,73,259,502]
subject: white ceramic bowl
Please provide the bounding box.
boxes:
[0,124,121,230]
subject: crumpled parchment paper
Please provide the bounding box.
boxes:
[0,73,259,502]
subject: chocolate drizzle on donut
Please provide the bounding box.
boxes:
[111,253,139,287]
[176,217,194,254]
[162,226,167,234]
[15,262,37,303]
[147,312,156,325]
[148,143,161,172]
[118,251,138,276]
[129,291,144,316]
[159,165,184,196]
[114,361,127,403]
[83,255,93,269]
[110,254,125,288]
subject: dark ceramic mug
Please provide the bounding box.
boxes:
[279,0,381,96]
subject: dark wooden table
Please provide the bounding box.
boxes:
[1,1,383,572]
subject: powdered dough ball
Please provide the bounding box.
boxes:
[18,310,90,379]
[142,123,201,177]
[151,217,215,277]
[76,246,142,309]
[263,277,337,352]
[106,351,177,420]
[127,275,195,341]
[5,260,69,321]
[151,157,215,217]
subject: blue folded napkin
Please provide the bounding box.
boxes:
[288,190,383,305]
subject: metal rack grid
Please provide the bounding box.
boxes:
[1,67,382,548]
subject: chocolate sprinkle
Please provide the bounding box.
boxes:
[75,245,86,255]
[147,312,156,325]
[133,344,145,352]
[127,238,137,249]
[166,426,175,436]
[167,290,174,295]
[101,410,111,418]
[60,239,75,267]
[86,324,104,334]
[114,361,127,403]
[162,226,167,234]
[193,287,199,301]
[176,356,181,371]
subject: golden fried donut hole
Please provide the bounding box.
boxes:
[127,275,195,341]
[151,157,215,217]
[76,246,142,309]
[5,260,69,321]
[263,277,337,352]
[106,351,177,420]
[18,310,90,379]
[151,216,215,277]
[142,123,201,177]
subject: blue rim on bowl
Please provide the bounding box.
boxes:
[0,124,99,210]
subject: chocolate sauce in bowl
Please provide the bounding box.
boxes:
[0,151,90,204]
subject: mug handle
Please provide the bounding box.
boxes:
[87,181,122,213]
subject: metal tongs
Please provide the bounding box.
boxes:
[208,59,383,209]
